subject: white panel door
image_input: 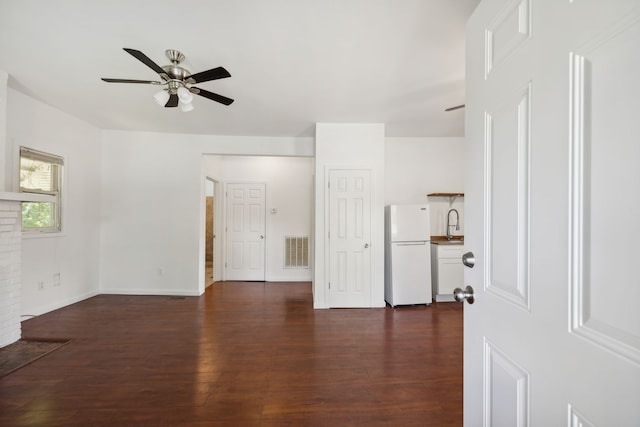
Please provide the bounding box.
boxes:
[328,169,372,308]
[464,0,640,425]
[225,182,266,281]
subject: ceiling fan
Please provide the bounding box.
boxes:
[101,48,233,112]
[445,104,465,112]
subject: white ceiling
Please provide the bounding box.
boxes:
[0,0,479,138]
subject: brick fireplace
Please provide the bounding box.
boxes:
[0,196,23,347]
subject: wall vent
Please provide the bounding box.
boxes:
[284,236,309,268]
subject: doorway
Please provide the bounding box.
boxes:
[201,155,314,286]
[204,178,219,287]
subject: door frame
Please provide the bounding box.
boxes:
[199,176,222,294]
[201,177,222,290]
[206,177,222,285]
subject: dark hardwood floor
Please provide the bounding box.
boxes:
[0,282,463,426]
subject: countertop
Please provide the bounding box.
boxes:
[430,236,464,245]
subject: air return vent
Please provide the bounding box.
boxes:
[284,236,309,268]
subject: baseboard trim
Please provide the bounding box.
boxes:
[265,276,313,282]
[434,293,456,302]
[21,289,100,319]
[100,288,201,297]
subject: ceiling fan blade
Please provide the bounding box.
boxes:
[191,87,234,105]
[185,67,231,84]
[101,78,162,84]
[445,104,465,112]
[123,48,169,80]
[165,94,179,108]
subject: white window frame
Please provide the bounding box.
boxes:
[18,146,64,233]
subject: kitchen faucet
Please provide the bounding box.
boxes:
[446,208,460,240]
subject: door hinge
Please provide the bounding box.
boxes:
[328,282,330,289]
[328,182,330,188]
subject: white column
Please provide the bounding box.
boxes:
[313,123,386,308]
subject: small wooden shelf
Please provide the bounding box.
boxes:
[427,193,464,198]
[427,193,464,206]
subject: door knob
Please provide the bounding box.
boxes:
[462,251,475,268]
[453,286,475,304]
[364,243,369,248]
[260,235,264,239]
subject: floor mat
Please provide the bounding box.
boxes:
[0,338,69,377]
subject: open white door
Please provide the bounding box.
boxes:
[464,0,640,425]
[225,182,266,281]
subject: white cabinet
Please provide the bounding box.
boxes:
[430,243,464,302]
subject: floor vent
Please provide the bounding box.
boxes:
[284,236,309,268]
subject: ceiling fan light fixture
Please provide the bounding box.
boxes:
[177,86,193,104]
[153,89,170,106]
[180,102,194,113]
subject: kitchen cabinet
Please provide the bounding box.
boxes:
[430,243,464,302]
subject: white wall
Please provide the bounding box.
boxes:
[100,131,314,296]
[102,134,460,302]
[205,179,214,196]
[314,123,386,309]
[7,88,102,316]
[385,137,465,237]
[203,155,314,282]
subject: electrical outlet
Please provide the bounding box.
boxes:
[158,268,164,276]
[53,273,61,287]
[38,281,44,290]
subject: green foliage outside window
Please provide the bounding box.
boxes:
[22,202,55,228]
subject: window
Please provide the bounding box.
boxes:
[19,147,64,232]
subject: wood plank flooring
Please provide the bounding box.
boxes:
[0,282,463,426]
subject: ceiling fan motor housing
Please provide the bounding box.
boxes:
[158,50,190,94]
[162,65,190,80]
[162,65,191,95]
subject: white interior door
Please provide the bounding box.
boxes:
[328,169,372,308]
[225,182,266,281]
[464,0,640,425]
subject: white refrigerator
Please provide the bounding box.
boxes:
[384,204,432,306]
